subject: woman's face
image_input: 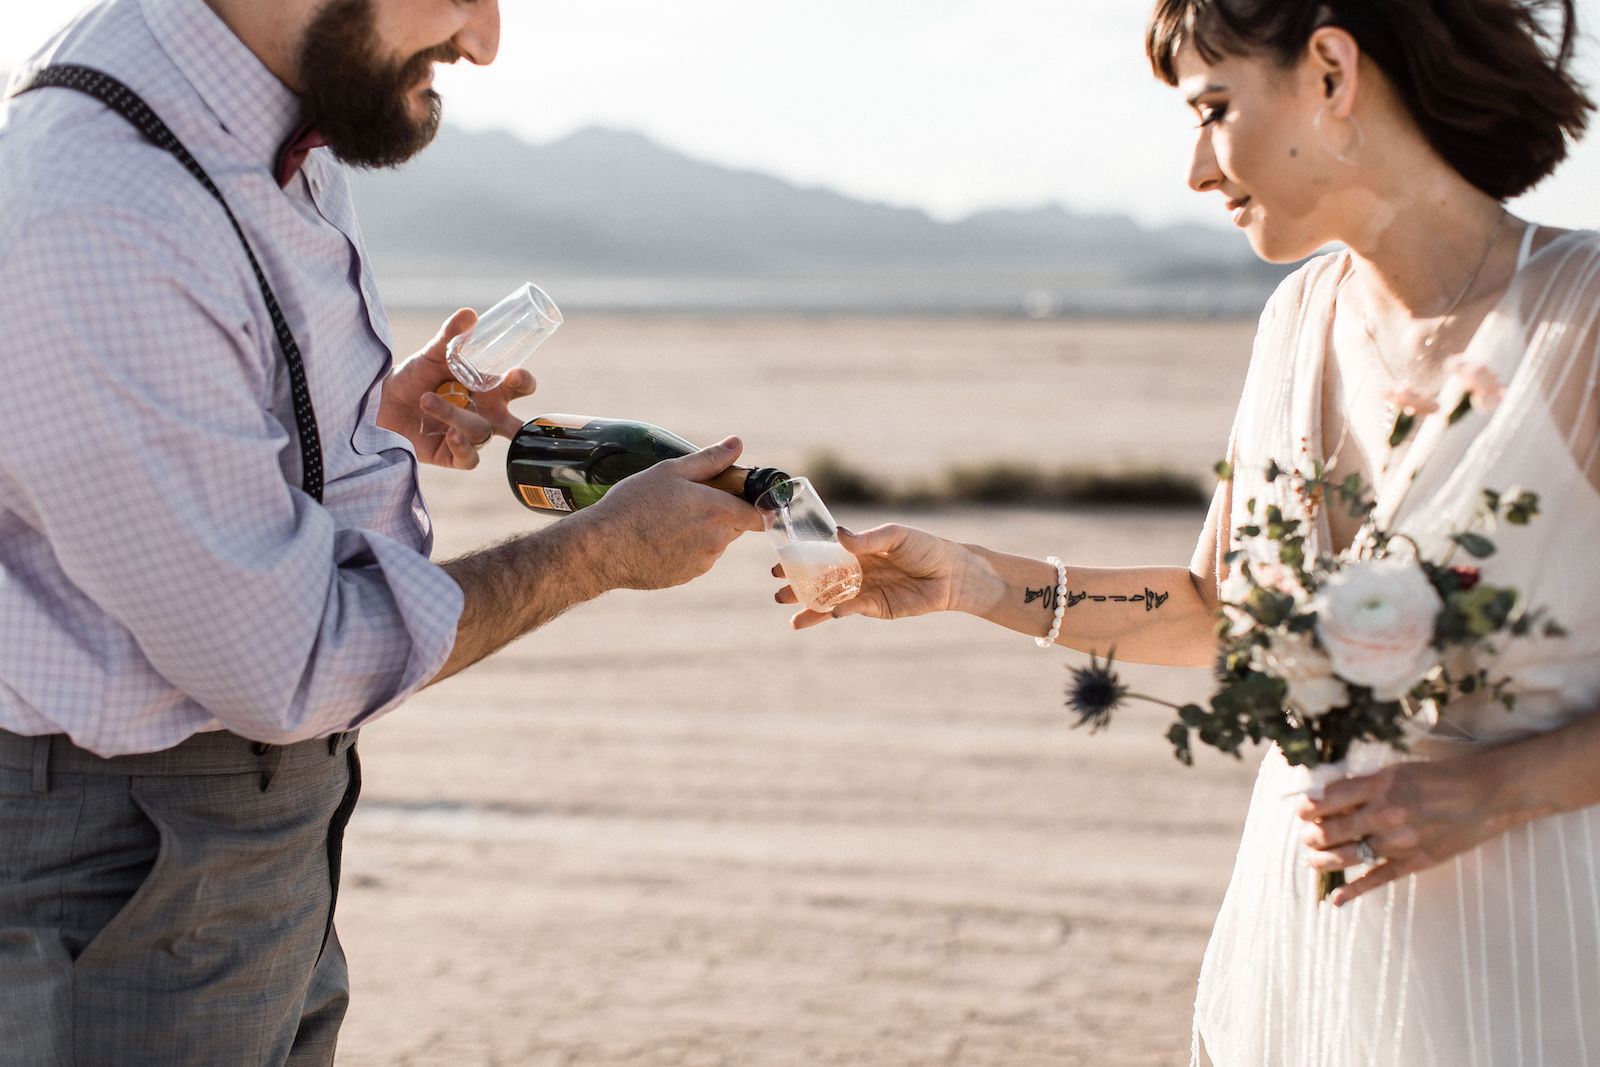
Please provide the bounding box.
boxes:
[1173,43,1339,263]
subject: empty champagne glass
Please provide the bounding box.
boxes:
[424,282,562,436]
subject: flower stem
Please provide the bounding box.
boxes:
[1125,693,1186,710]
[1316,733,1350,903]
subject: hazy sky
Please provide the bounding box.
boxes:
[5,1,1599,230]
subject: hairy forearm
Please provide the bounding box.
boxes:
[429,516,614,684]
[958,547,1220,666]
[420,438,759,685]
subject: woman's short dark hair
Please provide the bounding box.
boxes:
[1145,0,1594,200]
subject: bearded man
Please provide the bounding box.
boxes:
[0,2,760,1062]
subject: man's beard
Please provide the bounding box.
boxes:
[294,0,455,169]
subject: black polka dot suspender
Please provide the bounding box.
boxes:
[16,64,325,502]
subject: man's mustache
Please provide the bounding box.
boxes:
[399,43,461,90]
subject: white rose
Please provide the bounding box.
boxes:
[1254,630,1347,719]
[1313,558,1443,700]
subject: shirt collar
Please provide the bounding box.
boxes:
[139,0,304,172]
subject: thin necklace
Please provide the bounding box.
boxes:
[1326,209,1507,473]
[1356,207,1508,387]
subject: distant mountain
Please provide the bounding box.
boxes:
[346,124,1288,314]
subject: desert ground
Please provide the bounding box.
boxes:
[334,311,1262,1066]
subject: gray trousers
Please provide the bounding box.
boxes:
[0,728,361,1066]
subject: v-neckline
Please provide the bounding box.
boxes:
[1309,248,1523,555]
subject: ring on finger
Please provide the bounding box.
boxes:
[1354,837,1379,866]
[471,431,493,448]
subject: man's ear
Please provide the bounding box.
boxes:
[1307,25,1361,119]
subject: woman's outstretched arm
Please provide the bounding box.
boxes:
[776,477,1232,669]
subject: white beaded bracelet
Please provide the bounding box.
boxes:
[1036,555,1067,649]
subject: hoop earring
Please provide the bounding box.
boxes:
[1313,106,1376,168]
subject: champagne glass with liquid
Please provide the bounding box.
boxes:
[424,282,563,435]
[756,477,863,613]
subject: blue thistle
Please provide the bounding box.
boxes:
[1066,651,1128,733]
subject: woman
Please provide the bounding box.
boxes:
[776,1,1600,1061]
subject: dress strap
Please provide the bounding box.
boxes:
[1517,222,1539,270]
[10,64,325,503]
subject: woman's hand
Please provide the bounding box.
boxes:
[1296,748,1520,906]
[378,308,537,469]
[774,523,980,629]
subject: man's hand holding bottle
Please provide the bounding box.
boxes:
[432,435,761,683]
[579,436,765,592]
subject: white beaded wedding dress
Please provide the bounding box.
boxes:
[1192,225,1600,1066]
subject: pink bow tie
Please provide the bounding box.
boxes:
[274,123,327,188]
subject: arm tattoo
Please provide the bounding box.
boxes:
[1025,586,1171,612]
[1024,585,1059,612]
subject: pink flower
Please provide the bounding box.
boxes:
[1445,357,1505,413]
[1383,386,1439,416]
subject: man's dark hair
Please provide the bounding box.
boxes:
[1145,0,1593,200]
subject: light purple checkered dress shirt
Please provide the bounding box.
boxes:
[0,0,464,756]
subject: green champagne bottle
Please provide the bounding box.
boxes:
[506,414,789,514]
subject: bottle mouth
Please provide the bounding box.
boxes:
[743,468,792,505]
[747,470,797,507]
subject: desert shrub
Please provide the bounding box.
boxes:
[801,452,892,504]
[1047,468,1209,507]
[786,455,1207,509]
[942,462,1048,504]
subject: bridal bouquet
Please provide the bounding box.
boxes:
[1066,460,1564,897]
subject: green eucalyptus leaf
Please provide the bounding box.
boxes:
[1244,587,1295,627]
[1451,531,1496,559]
[1506,492,1540,525]
[1389,409,1417,448]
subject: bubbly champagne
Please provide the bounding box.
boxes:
[506,414,788,514]
[776,540,863,612]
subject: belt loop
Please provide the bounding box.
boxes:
[31,735,52,794]
[253,742,283,793]
[327,732,344,756]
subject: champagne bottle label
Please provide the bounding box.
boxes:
[532,415,590,430]
[515,483,575,512]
